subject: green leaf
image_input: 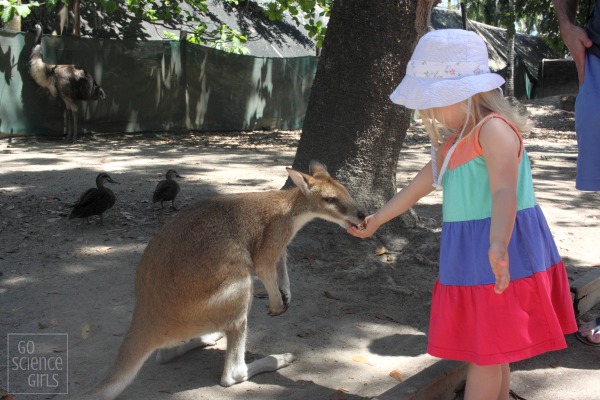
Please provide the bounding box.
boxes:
[15,4,32,17]
[2,7,13,24]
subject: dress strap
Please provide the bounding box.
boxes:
[473,113,524,159]
[440,113,523,171]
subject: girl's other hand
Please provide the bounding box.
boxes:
[347,214,379,238]
[489,242,510,294]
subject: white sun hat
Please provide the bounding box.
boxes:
[390,29,505,110]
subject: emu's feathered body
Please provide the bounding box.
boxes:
[153,169,183,209]
[70,173,118,224]
[30,24,106,142]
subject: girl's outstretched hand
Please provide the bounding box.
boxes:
[348,214,379,238]
[489,242,510,294]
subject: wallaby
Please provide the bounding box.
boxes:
[81,160,366,399]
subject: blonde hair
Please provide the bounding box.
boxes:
[419,89,531,149]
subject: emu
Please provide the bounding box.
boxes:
[29,24,106,142]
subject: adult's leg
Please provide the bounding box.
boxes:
[574,52,600,191]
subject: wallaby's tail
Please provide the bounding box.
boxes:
[83,326,158,400]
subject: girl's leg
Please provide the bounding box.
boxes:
[499,363,510,400]
[464,362,510,400]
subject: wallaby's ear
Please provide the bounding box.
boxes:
[309,160,330,177]
[287,168,311,194]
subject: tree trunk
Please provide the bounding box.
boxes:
[290,0,434,217]
[504,0,516,97]
[71,0,81,37]
[6,0,21,31]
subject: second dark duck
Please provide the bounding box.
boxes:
[69,172,119,224]
[153,169,183,210]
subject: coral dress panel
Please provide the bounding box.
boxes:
[427,114,577,365]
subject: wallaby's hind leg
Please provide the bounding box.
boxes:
[220,320,250,386]
[246,353,296,383]
[155,332,223,364]
[219,319,295,387]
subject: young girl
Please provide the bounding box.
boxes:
[348,29,577,399]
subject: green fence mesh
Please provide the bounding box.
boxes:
[0,30,318,137]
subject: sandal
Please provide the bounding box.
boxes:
[575,317,600,347]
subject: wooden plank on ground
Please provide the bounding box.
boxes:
[571,268,600,317]
[374,360,467,400]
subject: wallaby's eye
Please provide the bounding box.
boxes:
[323,197,337,204]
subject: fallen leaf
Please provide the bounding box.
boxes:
[49,318,59,327]
[374,312,399,323]
[352,355,373,366]
[389,369,404,381]
[342,306,362,315]
[81,323,92,339]
[297,331,311,338]
[120,211,136,220]
[374,247,388,256]
[301,255,316,265]
[330,388,349,400]
[324,291,340,300]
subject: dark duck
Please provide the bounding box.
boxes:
[69,173,118,224]
[153,169,183,210]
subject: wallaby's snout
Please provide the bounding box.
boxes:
[288,160,366,230]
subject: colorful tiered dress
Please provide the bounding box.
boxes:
[427,114,577,365]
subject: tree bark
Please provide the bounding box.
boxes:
[6,0,21,31]
[71,0,81,37]
[504,0,516,97]
[289,0,435,218]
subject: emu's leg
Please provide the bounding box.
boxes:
[71,108,79,142]
[63,98,78,142]
[64,108,71,141]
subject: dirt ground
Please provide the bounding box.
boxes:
[1,95,599,400]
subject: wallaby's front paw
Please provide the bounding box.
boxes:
[267,303,288,316]
[280,289,291,307]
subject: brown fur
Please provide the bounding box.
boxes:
[81,161,365,399]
